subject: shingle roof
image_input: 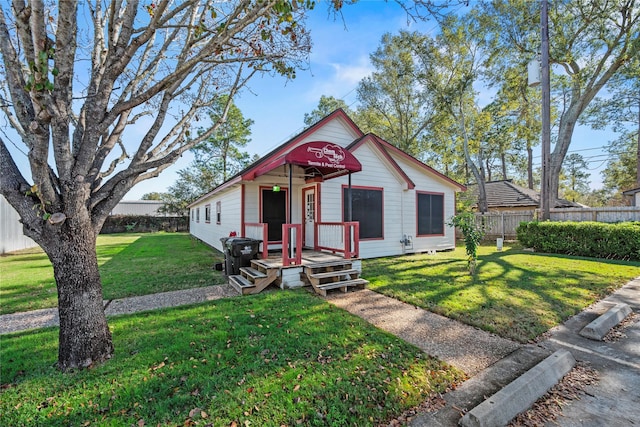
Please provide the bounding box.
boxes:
[466,180,581,209]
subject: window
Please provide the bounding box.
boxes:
[196,207,200,222]
[216,201,221,224]
[417,192,444,236]
[191,209,194,221]
[343,187,383,239]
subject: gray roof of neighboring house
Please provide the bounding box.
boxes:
[466,180,582,209]
[622,187,640,196]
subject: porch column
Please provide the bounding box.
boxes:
[347,172,353,222]
[289,163,294,259]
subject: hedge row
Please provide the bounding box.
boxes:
[516,221,640,261]
[101,215,189,234]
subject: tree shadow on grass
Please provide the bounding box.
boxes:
[362,248,640,342]
[0,291,464,426]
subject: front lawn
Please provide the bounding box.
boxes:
[0,291,465,426]
[0,233,226,315]
[363,243,640,342]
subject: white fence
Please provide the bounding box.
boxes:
[1,195,38,254]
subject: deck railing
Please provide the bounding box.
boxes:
[244,222,268,259]
[282,224,302,266]
[315,221,359,259]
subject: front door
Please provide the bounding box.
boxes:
[262,188,287,242]
[304,187,316,248]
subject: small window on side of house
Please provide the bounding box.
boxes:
[205,204,211,223]
[216,201,221,224]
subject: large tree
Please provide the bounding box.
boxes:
[355,31,435,157]
[417,13,495,212]
[162,97,257,215]
[303,95,353,126]
[582,57,640,188]
[481,0,640,203]
[560,153,590,202]
[0,0,327,370]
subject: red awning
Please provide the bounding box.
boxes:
[249,141,362,180]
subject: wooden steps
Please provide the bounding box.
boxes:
[228,260,278,295]
[304,261,368,297]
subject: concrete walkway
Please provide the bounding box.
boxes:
[0,284,238,334]
[325,289,521,376]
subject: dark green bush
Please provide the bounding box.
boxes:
[101,215,189,234]
[516,221,640,261]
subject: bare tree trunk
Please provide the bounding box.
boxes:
[501,152,508,181]
[527,145,534,189]
[485,157,492,182]
[636,89,640,187]
[458,103,488,212]
[43,222,113,371]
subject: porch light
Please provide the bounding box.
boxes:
[272,185,281,192]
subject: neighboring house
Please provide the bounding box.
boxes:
[188,109,466,272]
[466,180,582,212]
[1,195,38,254]
[622,187,640,206]
[110,200,169,216]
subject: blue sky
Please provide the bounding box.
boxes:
[125,1,613,199]
[2,2,614,199]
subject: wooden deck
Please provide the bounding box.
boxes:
[227,250,368,296]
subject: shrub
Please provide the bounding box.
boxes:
[101,215,189,234]
[517,221,640,261]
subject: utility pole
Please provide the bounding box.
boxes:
[540,0,551,220]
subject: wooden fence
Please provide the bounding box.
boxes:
[549,207,640,223]
[456,211,535,240]
[457,207,640,241]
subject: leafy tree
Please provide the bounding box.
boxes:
[161,96,255,214]
[447,212,484,275]
[141,192,164,201]
[602,135,639,196]
[480,0,640,204]
[560,153,590,202]
[355,31,436,157]
[0,0,334,371]
[193,95,254,183]
[417,13,494,211]
[303,95,353,126]
[582,57,640,188]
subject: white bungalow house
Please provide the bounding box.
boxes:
[188,109,465,292]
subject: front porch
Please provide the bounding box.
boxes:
[244,221,360,266]
[227,249,368,297]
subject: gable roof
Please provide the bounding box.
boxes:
[188,110,466,207]
[189,109,362,207]
[349,134,466,191]
[466,180,581,209]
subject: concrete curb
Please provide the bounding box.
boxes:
[459,349,576,427]
[579,303,632,341]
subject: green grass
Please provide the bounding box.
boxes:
[0,233,226,315]
[0,291,465,427]
[363,243,640,342]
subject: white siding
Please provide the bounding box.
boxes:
[389,151,459,253]
[298,117,360,148]
[1,195,38,254]
[190,186,242,252]
[318,141,459,258]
